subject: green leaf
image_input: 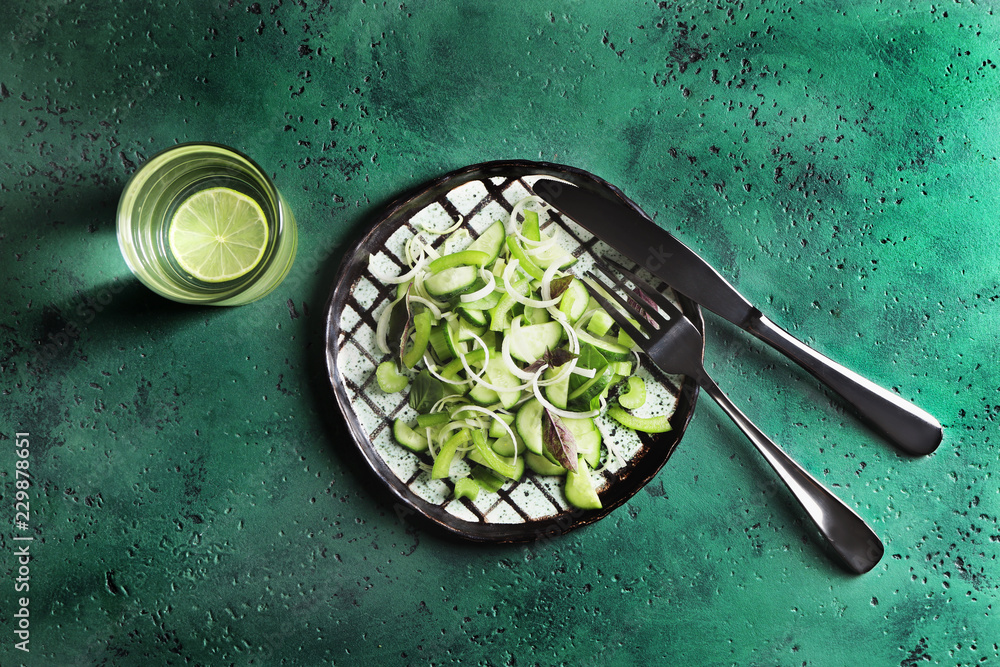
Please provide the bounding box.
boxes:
[408,369,445,413]
[569,343,608,395]
[574,341,608,370]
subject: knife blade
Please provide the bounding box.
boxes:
[533,177,942,456]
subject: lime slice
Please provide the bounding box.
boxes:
[168,187,269,283]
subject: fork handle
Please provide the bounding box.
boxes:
[747,314,942,456]
[698,374,885,574]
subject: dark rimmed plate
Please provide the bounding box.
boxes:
[323,160,703,543]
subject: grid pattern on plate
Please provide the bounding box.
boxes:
[334,174,685,524]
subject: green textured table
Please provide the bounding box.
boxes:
[2,1,998,665]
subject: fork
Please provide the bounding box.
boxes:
[585,259,885,574]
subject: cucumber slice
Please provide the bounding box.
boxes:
[427,325,453,361]
[456,307,487,327]
[445,317,490,360]
[455,319,487,342]
[523,305,551,325]
[455,306,487,328]
[488,413,516,438]
[514,397,601,466]
[526,451,566,476]
[558,278,590,323]
[491,434,518,457]
[443,319,467,359]
[575,329,632,361]
[468,382,501,406]
[464,220,506,264]
[564,457,602,510]
[484,356,522,409]
[514,398,545,455]
[458,289,502,311]
[507,321,563,364]
[392,419,428,452]
[424,265,479,298]
[569,420,602,469]
[543,366,570,409]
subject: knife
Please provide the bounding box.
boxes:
[533,177,942,456]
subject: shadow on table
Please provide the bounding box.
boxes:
[3,181,123,271]
[22,275,229,375]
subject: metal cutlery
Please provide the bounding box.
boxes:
[585,259,885,574]
[533,178,942,456]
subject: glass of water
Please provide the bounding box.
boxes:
[116,142,298,306]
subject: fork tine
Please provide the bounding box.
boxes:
[590,261,670,332]
[585,269,659,331]
[581,275,650,346]
[601,256,684,321]
[584,270,646,326]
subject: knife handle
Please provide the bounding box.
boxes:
[747,314,942,456]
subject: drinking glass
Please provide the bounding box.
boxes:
[117,142,297,305]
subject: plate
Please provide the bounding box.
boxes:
[323,160,703,543]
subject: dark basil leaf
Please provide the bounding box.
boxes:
[394,284,414,364]
[546,348,577,367]
[549,275,574,299]
[543,408,578,472]
[524,347,578,374]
